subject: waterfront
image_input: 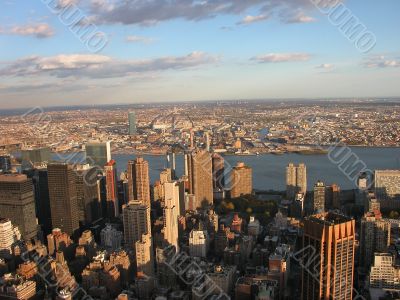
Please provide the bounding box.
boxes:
[54,147,400,191]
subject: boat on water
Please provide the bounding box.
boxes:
[235,150,257,156]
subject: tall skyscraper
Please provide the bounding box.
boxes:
[186,150,213,209]
[47,163,79,235]
[212,153,224,190]
[122,200,151,250]
[135,233,154,276]
[21,147,51,164]
[301,212,355,300]
[312,181,325,213]
[0,174,37,240]
[374,170,400,209]
[326,184,341,210]
[230,162,252,198]
[85,141,111,168]
[129,112,137,135]
[286,163,307,200]
[360,210,390,268]
[162,182,180,250]
[30,168,52,235]
[105,160,119,218]
[127,157,151,206]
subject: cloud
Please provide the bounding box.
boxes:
[1,23,54,38]
[251,53,311,63]
[125,35,154,44]
[0,52,219,79]
[281,11,316,24]
[316,63,334,69]
[237,14,269,25]
[363,55,400,68]
[86,0,318,26]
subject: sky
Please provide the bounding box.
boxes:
[0,0,399,109]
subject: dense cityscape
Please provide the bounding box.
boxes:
[0,101,399,300]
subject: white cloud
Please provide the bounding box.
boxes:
[251,53,311,63]
[0,52,219,79]
[363,55,400,68]
[316,63,334,69]
[125,35,154,44]
[237,14,269,25]
[282,12,316,24]
[1,23,54,38]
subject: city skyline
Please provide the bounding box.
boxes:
[0,0,399,108]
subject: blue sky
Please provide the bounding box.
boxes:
[0,0,399,109]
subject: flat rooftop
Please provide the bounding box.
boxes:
[0,174,28,183]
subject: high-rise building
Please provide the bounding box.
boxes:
[312,181,325,213]
[100,224,123,251]
[326,184,341,209]
[0,219,18,258]
[369,253,400,290]
[286,163,307,200]
[135,233,154,276]
[85,141,111,168]
[127,157,151,206]
[0,156,11,173]
[122,200,151,250]
[230,162,252,198]
[47,163,79,235]
[162,182,180,250]
[0,174,37,240]
[375,170,400,209]
[185,150,213,209]
[212,153,224,190]
[301,212,355,300]
[360,210,390,268]
[21,147,51,164]
[128,112,137,135]
[189,229,209,258]
[105,160,119,218]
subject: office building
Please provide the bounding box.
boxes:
[135,233,154,276]
[0,156,11,173]
[185,150,213,209]
[128,112,137,135]
[21,147,50,164]
[212,153,224,190]
[100,224,123,251]
[162,182,180,250]
[375,170,400,209]
[301,212,355,300]
[360,210,390,267]
[0,174,37,240]
[47,163,79,235]
[326,184,341,209]
[122,200,151,250]
[105,160,119,218]
[0,219,18,258]
[312,181,325,213]
[286,163,307,200]
[230,162,252,198]
[369,253,400,290]
[86,141,112,168]
[189,229,209,258]
[127,157,151,206]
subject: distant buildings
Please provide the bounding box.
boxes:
[127,157,151,206]
[185,150,213,209]
[128,112,137,135]
[230,162,252,198]
[0,174,37,240]
[301,212,355,300]
[21,147,50,164]
[47,163,79,235]
[85,141,111,168]
[312,181,325,213]
[286,163,307,200]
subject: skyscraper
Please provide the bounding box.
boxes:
[301,212,355,300]
[326,184,341,210]
[122,200,151,250]
[186,150,213,209]
[163,182,180,250]
[0,174,37,240]
[127,157,151,206]
[85,141,111,168]
[374,170,400,209]
[312,181,325,213]
[286,163,307,200]
[129,112,137,135]
[212,153,224,190]
[105,160,119,218]
[47,163,79,235]
[135,233,154,276]
[0,156,11,173]
[360,210,390,268]
[230,162,252,198]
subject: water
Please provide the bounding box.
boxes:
[53,147,400,191]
